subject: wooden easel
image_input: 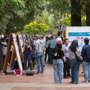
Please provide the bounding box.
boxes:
[3,33,23,72]
[17,34,24,62]
[22,34,27,42]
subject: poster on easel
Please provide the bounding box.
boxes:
[27,34,30,43]
[22,34,27,42]
[30,34,33,40]
[17,34,24,62]
[3,33,23,72]
[66,27,90,50]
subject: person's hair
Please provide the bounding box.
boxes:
[84,38,89,45]
[25,39,29,43]
[57,31,62,36]
[69,40,78,52]
[46,37,48,39]
[41,37,43,39]
[50,36,53,39]
[35,35,39,39]
[64,38,68,43]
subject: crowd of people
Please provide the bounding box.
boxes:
[0,31,90,84]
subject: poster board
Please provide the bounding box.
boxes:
[3,33,23,72]
[17,34,24,61]
[22,34,27,42]
[66,27,90,50]
[30,34,33,40]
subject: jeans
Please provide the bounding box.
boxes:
[36,52,44,73]
[64,58,70,77]
[82,61,90,82]
[69,59,80,83]
[24,54,33,70]
[49,48,54,64]
[53,59,63,83]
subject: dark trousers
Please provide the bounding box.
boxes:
[24,54,33,70]
[45,48,49,63]
[3,55,5,64]
[63,58,70,77]
[49,48,54,64]
[32,57,35,68]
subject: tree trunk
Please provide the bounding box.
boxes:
[86,0,90,26]
[71,0,81,26]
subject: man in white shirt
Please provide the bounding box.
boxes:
[56,31,63,43]
[35,35,44,74]
[62,39,70,78]
[1,38,7,64]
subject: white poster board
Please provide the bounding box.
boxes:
[66,27,90,50]
[13,34,23,71]
[27,35,30,43]
[23,34,26,42]
[19,35,24,52]
[30,34,32,40]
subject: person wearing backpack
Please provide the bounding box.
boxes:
[82,38,90,83]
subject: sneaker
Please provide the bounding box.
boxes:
[73,82,78,84]
[69,81,74,84]
[40,71,43,73]
[82,81,88,83]
[36,72,40,74]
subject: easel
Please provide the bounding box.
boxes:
[17,34,24,62]
[3,33,23,72]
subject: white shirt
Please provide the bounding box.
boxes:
[45,40,50,48]
[56,37,62,43]
[2,41,7,55]
[35,39,44,53]
[62,44,69,58]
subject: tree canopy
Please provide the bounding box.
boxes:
[0,0,89,35]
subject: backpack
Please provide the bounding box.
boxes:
[26,71,34,76]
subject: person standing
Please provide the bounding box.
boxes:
[0,38,3,75]
[53,40,64,83]
[69,40,81,84]
[23,39,33,71]
[49,36,56,64]
[56,31,63,43]
[35,35,44,74]
[63,39,70,78]
[1,37,7,64]
[31,40,35,69]
[82,38,90,82]
[45,37,50,63]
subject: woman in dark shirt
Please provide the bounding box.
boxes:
[53,40,64,83]
[23,39,33,71]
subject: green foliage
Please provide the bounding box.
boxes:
[23,21,50,34]
[60,13,86,26]
[0,0,45,35]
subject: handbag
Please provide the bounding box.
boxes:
[74,52,82,62]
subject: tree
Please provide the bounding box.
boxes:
[86,0,90,26]
[71,0,82,26]
[23,21,50,34]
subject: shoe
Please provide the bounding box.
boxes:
[64,76,69,79]
[36,72,40,74]
[59,82,62,83]
[73,82,78,84]
[40,71,43,73]
[82,81,88,83]
[69,81,74,84]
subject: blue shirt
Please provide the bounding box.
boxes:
[81,44,90,62]
[50,39,56,48]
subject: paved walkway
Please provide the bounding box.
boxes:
[0,64,90,90]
